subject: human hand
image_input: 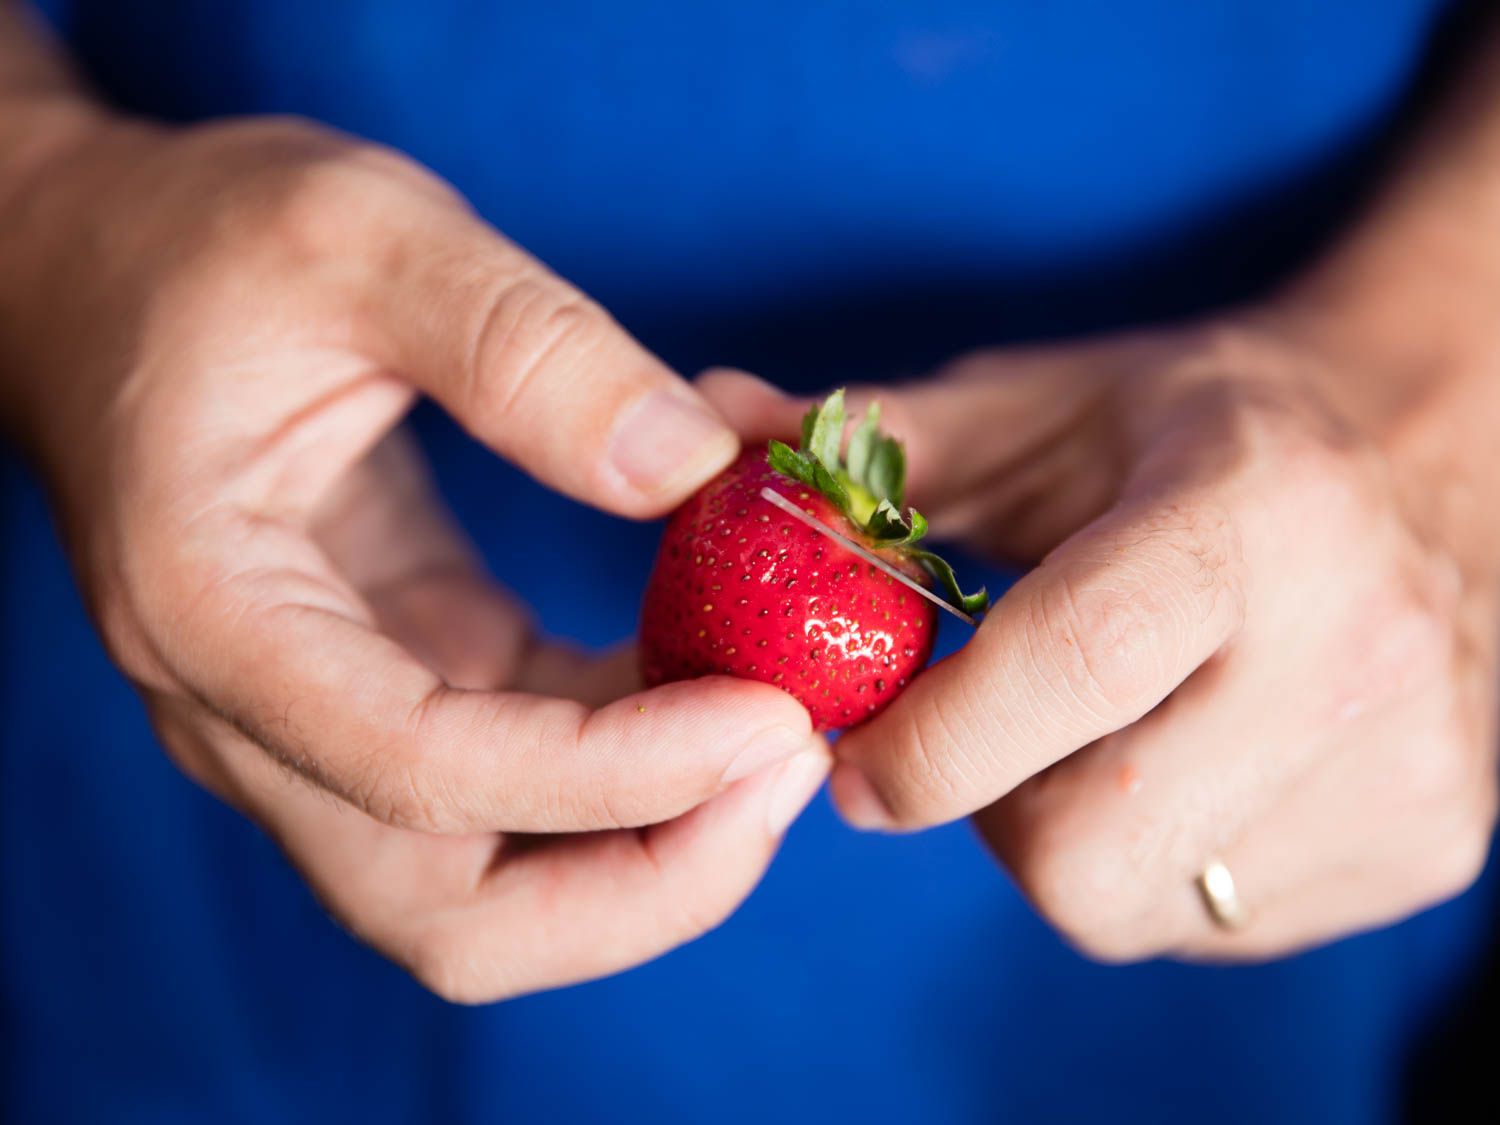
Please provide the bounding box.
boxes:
[701,297,1500,961]
[0,115,827,1001]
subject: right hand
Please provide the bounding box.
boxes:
[0,113,827,1002]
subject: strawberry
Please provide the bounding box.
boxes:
[639,390,987,730]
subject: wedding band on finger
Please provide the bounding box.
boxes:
[1196,858,1250,931]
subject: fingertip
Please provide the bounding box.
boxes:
[693,368,806,442]
[763,748,832,835]
[721,725,815,784]
[589,675,816,816]
[694,366,789,401]
[829,762,900,832]
[653,742,829,856]
[604,387,741,516]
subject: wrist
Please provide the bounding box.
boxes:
[1254,219,1500,576]
[0,99,145,453]
[0,89,112,208]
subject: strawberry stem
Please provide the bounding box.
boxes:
[768,389,989,616]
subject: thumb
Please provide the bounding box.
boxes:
[373,204,738,518]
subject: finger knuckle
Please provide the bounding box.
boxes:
[407,926,509,1006]
[350,757,444,832]
[1401,740,1472,812]
[1131,501,1246,624]
[1016,829,1154,963]
[1257,427,1380,542]
[171,124,464,303]
[1269,425,1362,499]
[1424,821,1494,905]
[463,277,607,440]
[1036,571,1182,723]
[367,748,482,835]
[886,703,989,822]
[252,151,415,256]
[91,581,177,691]
[1335,593,1454,719]
[637,836,742,945]
[664,885,739,946]
[1397,727,1495,905]
[567,776,637,831]
[342,699,464,833]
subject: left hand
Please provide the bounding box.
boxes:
[700,295,1500,961]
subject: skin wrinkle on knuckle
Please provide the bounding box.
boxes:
[341,743,425,828]
[166,583,402,803]
[585,775,635,832]
[1126,502,1245,634]
[378,681,510,833]
[205,681,331,792]
[562,705,635,828]
[947,675,1010,789]
[1019,831,1153,964]
[895,703,983,819]
[1012,604,1066,738]
[339,683,442,831]
[463,275,601,442]
[1030,497,1247,738]
[1035,570,1174,726]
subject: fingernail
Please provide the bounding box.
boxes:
[722,726,808,784]
[765,751,830,835]
[609,390,737,496]
[829,764,897,831]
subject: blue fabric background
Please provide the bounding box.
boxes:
[5,2,1494,1122]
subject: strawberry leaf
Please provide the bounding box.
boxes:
[806,388,845,475]
[903,506,929,545]
[910,548,990,615]
[810,458,850,513]
[867,499,930,548]
[767,439,815,487]
[799,404,819,451]
[765,387,985,620]
[866,435,905,509]
[866,497,908,541]
[846,403,879,487]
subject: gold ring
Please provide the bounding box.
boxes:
[1196,858,1250,931]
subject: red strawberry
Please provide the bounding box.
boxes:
[640,390,987,730]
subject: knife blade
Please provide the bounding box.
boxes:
[758,486,979,628]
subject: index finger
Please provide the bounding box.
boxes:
[158,513,814,835]
[831,487,1249,829]
[368,194,737,518]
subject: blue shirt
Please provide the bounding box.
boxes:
[5,2,1491,1122]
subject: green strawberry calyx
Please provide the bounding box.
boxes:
[766,389,990,616]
